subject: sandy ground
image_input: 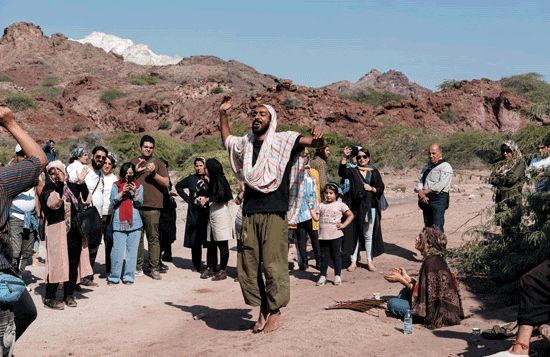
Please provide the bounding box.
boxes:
[15,169,547,356]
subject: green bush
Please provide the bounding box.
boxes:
[210,87,224,94]
[158,120,171,130]
[5,92,38,112]
[525,103,550,120]
[439,109,459,124]
[342,89,402,107]
[437,79,462,91]
[55,133,106,163]
[130,73,157,86]
[282,97,301,110]
[33,86,63,101]
[72,123,84,132]
[174,124,184,134]
[0,73,11,82]
[501,73,550,104]
[100,89,128,104]
[42,77,60,87]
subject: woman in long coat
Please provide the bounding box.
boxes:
[175,158,209,272]
[338,147,385,272]
[41,160,93,309]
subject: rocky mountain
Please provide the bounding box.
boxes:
[325,69,431,97]
[0,22,542,144]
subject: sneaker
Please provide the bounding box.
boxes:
[64,296,77,307]
[80,278,98,287]
[200,267,214,279]
[123,280,134,285]
[135,270,144,277]
[334,275,342,286]
[159,264,169,274]
[107,280,118,286]
[44,299,64,310]
[149,270,162,280]
[212,270,227,281]
[316,276,327,286]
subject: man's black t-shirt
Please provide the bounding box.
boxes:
[242,136,303,215]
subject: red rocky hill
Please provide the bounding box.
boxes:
[0,22,540,143]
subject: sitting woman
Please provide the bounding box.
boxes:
[108,162,143,285]
[384,226,464,329]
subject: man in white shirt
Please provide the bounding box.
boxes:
[81,146,108,286]
[9,145,40,276]
[414,143,453,232]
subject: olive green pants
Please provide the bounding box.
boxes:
[237,212,290,311]
[136,209,161,271]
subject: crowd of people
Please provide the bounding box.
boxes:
[1,98,550,354]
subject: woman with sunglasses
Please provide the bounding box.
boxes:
[489,141,526,236]
[339,146,385,272]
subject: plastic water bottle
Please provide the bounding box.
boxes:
[403,309,413,335]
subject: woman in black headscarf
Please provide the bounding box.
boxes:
[196,158,233,281]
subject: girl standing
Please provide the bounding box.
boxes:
[108,162,143,285]
[310,182,354,286]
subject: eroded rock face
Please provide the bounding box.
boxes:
[0,21,538,143]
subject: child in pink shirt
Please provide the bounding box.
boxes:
[310,182,354,286]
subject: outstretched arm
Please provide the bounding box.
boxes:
[219,96,232,144]
[298,127,324,148]
[0,106,47,168]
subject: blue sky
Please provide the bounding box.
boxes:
[0,0,549,90]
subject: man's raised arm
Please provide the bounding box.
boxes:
[299,127,325,148]
[0,106,47,168]
[219,96,232,145]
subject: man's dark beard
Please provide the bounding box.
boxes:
[252,124,269,137]
[92,159,104,170]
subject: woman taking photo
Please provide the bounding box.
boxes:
[197,158,233,281]
[41,160,93,309]
[384,226,464,329]
[108,162,143,285]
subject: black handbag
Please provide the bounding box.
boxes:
[78,205,103,247]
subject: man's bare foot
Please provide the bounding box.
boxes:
[347,263,357,272]
[263,309,281,333]
[252,310,269,333]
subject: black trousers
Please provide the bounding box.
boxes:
[13,289,37,340]
[45,232,82,299]
[296,219,321,269]
[518,259,550,326]
[192,243,203,271]
[102,215,113,273]
[319,237,342,277]
[206,241,229,271]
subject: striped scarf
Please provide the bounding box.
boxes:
[225,105,305,216]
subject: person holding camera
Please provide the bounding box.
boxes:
[108,162,143,285]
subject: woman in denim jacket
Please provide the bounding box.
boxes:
[108,162,143,285]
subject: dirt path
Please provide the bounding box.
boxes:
[16,170,536,356]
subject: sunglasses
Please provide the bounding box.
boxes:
[357,155,368,159]
[538,146,545,150]
[502,149,513,154]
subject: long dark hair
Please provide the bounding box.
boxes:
[205,158,232,203]
[119,162,135,182]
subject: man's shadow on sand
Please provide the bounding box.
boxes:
[165,302,254,331]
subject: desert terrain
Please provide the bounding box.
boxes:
[15,169,547,357]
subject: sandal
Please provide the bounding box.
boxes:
[482,321,518,340]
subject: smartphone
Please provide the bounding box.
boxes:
[127,174,134,184]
